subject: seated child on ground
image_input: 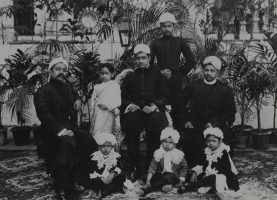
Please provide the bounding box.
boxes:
[139,127,188,196]
[178,127,240,194]
[88,133,128,199]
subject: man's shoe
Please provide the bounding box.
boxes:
[130,167,141,182]
[73,182,85,192]
[162,184,173,193]
[55,189,66,200]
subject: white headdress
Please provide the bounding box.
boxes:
[203,127,224,140]
[48,57,68,71]
[203,56,222,71]
[94,133,117,146]
[159,12,176,24]
[160,127,180,144]
[134,44,150,54]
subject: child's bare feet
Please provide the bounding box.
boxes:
[162,184,173,193]
[95,190,102,199]
[198,186,212,194]
[137,188,145,197]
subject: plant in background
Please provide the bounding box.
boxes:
[248,35,277,133]
[68,51,100,126]
[263,31,277,129]
[1,49,41,126]
[226,41,255,133]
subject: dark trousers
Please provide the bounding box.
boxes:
[89,174,126,198]
[124,111,168,170]
[50,129,97,191]
[177,127,206,168]
[143,173,179,195]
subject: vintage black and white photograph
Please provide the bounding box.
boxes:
[0,0,276,199]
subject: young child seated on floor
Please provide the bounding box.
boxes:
[88,133,129,199]
[138,127,188,196]
[178,127,240,194]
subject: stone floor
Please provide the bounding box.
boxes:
[0,133,277,200]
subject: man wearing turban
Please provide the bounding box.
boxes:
[176,56,236,168]
[121,44,169,181]
[34,57,98,200]
[150,12,196,129]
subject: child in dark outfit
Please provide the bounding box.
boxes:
[138,128,188,196]
[178,127,240,194]
[88,133,127,199]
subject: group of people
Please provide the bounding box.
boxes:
[34,12,239,200]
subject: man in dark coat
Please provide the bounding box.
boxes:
[121,44,169,181]
[176,56,236,168]
[150,12,196,128]
[34,58,98,200]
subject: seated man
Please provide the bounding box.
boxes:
[121,44,169,181]
[176,56,236,168]
[34,58,98,200]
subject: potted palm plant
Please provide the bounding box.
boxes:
[263,31,277,144]
[227,42,254,149]
[2,49,41,146]
[245,42,276,149]
[68,51,100,132]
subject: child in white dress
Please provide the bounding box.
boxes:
[90,63,121,138]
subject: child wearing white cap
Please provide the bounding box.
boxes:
[88,133,129,199]
[178,127,239,194]
[138,127,188,196]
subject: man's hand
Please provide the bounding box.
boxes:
[161,69,171,79]
[64,130,74,137]
[205,122,213,128]
[145,179,151,188]
[176,180,184,187]
[107,173,115,181]
[74,99,81,111]
[98,104,108,110]
[142,105,156,114]
[184,121,194,129]
[101,177,111,184]
[127,104,140,112]
[190,172,197,183]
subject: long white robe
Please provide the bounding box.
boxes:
[90,80,121,136]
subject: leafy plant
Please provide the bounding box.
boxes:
[68,51,100,124]
[1,49,40,126]
[238,40,277,133]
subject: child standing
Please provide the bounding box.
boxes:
[90,63,122,149]
[178,127,239,194]
[88,133,127,199]
[139,128,188,196]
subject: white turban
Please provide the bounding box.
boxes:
[159,12,176,24]
[48,57,69,71]
[203,127,224,140]
[94,133,117,146]
[160,127,180,143]
[134,44,150,55]
[203,56,222,71]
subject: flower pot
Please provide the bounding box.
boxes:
[11,126,31,146]
[233,125,253,149]
[0,128,7,146]
[32,127,43,146]
[235,134,249,149]
[251,129,271,150]
[269,129,277,144]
